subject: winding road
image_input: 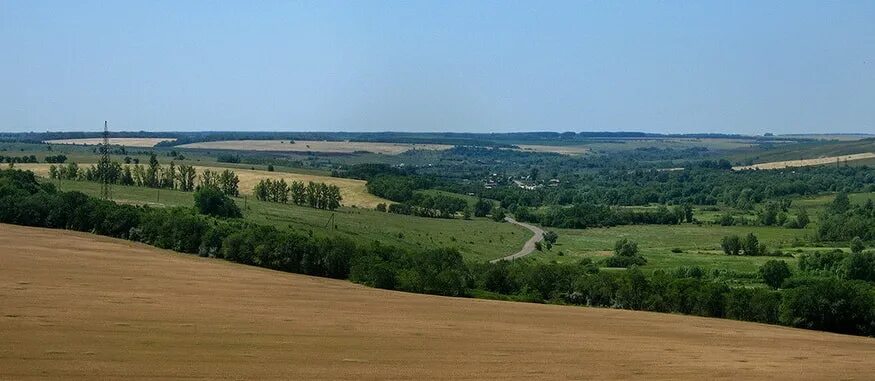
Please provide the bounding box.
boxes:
[490,217,545,263]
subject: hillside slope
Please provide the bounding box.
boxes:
[1,224,872,380]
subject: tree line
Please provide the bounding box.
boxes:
[817,192,875,241]
[253,178,341,210]
[383,192,468,219]
[513,203,693,229]
[1,154,38,163]
[48,155,240,196]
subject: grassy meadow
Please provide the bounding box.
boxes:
[47,179,528,262]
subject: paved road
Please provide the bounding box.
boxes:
[490,217,545,263]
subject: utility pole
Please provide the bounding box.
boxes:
[99,121,112,200]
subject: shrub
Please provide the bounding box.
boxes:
[614,238,639,257]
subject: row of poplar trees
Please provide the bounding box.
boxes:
[48,155,240,196]
[253,178,341,210]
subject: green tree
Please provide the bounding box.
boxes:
[832,191,850,213]
[491,208,506,222]
[543,231,558,245]
[741,233,761,256]
[194,186,242,218]
[473,198,492,217]
[842,252,875,282]
[796,208,810,228]
[759,260,791,289]
[721,235,741,256]
[850,236,865,254]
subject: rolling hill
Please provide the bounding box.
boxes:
[1,224,872,380]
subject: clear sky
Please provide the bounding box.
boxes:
[1,1,873,134]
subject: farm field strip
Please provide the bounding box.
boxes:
[178,139,453,154]
[44,138,176,147]
[733,152,875,170]
[2,224,873,380]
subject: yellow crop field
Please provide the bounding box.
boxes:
[733,152,875,170]
[2,224,874,380]
[14,163,389,208]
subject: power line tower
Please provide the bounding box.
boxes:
[99,121,112,200]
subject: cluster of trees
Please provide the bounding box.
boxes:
[753,200,810,228]
[515,203,693,229]
[798,248,874,283]
[384,192,468,219]
[720,233,770,256]
[818,193,875,241]
[2,168,872,336]
[471,258,874,336]
[44,154,67,163]
[48,157,240,197]
[0,154,38,163]
[253,178,341,210]
[475,166,871,208]
[365,174,434,202]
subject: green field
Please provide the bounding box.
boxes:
[531,224,809,273]
[47,178,869,274]
[49,179,528,262]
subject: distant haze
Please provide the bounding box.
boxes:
[1,1,873,134]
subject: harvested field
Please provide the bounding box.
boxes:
[45,138,176,147]
[179,139,453,154]
[733,152,875,170]
[1,224,873,380]
[15,163,388,208]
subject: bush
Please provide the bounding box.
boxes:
[194,187,242,218]
[614,238,639,257]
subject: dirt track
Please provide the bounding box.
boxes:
[1,224,873,380]
[490,217,544,263]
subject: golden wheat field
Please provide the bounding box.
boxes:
[44,138,177,147]
[179,139,453,154]
[1,224,873,380]
[733,152,875,170]
[14,163,389,208]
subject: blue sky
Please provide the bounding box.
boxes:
[1,1,873,134]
